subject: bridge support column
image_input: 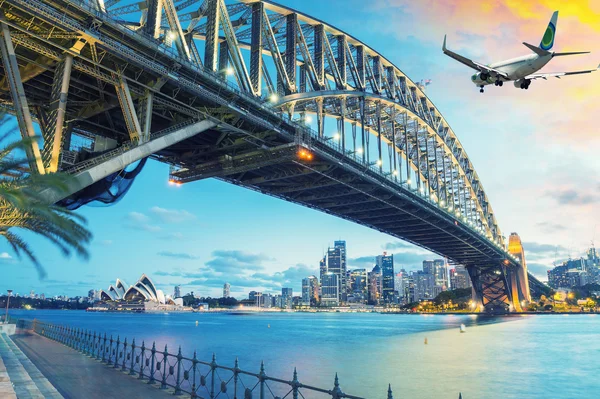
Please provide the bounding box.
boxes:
[468,264,515,313]
[316,98,324,138]
[0,13,45,174]
[42,54,74,173]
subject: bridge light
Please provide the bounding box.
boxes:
[440,200,445,206]
[167,30,177,40]
[333,133,340,140]
[356,147,363,154]
[269,93,279,103]
[503,259,509,265]
[448,206,453,212]
[376,159,382,166]
[406,178,411,184]
[304,115,312,123]
[226,66,235,76]
[392,170,398,176]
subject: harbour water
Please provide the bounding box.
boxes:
[9,310,600,398]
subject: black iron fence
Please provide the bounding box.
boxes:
[29,319,395,399]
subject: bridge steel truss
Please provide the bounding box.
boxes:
[0,0,533,312]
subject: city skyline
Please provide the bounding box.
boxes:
[2,0,599,298]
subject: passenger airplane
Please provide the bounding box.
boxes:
[442,11,598,93]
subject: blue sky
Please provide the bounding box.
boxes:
[2,0,598,298]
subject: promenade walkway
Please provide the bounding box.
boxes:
[11,331,178,399]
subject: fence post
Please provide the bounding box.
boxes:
[259,361,266,399]
[102,333,107,362]
[160,344,168,389]
[210,353,216,399]
[114,336,120,368]
[139,341,146,380]
[233,358,239,398]
[174,346,183,394]
[107,335,114,365]
[129,338,136,375]
[148,342,156,384]
[292,368,299,399]
[191,351,198,399]
[122,338,128,370]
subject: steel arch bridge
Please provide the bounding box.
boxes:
[0,0,547,311]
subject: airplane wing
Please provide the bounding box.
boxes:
[442,35,509,79]
[525,64,600,80]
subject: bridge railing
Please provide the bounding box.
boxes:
[29,319,394,399]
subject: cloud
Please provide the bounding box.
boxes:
[382,241,414,250]
[99,240,113,246]
[160,232,185,240]
[535,222,566,234]
[123,212,161,232]
[527,262,552,280]
[211,250,273,264]
[523,241,570,262]
[157,251,199,260]
[0,252,12,259]
[549,189,598,206]
[150,207,196,224]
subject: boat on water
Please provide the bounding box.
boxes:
[460,324,466,333]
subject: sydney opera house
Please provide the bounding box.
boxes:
[94,274,188,312]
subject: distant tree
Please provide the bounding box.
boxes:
[0,118,92,277]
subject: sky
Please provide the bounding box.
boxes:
[2,0,599,298]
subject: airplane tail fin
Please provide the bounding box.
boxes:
[539,11,558,50]
[523,42,550,56]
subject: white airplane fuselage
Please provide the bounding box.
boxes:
[471,53,553,86]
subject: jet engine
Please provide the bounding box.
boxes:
[471,72,491,85]
[514,79,531,90]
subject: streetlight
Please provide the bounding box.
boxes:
[4,290,12,324]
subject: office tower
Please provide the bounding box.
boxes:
[321,273,340,307]
[173,285,181,298]
[449,265,471,290]
[325,241,347,303]
[394,270,410,304]
[282,287,293,308]
[368,265,382,304]
[377,253,394,304]
[302,276,319,306]
[223,283,231,298]
[412,270,436,301]
[423,259,448,290]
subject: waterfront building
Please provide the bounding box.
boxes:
[548,258,588,289]
[324,241,347,303]
[412,271,436,301]
[261,293,273,308]
[302,276,319,306]
[273,294,284,308]
[368,265,382,305]
[348,269,368,303]
[377,253,395,304]
[394,270,410,304]
[95,274,187,312]
[282,288,293,308]
[249,291,258,301]
[174,285,181,299]
[449,265,471,290]
[423,259,448,290]
[223,283,231,298]
[321,273,340,307]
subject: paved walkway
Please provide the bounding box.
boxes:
[0,332,59,399]
[11,332,177,399]
[0,342,17,399]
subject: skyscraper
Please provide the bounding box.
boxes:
[377,253,394,304]
[321,273,339,307]
[412,271,436,301]
[423,259,448,290]
[302,276,319,306]
[320,241,347,304]
[223,283,230,298]
[282,287,293,308]
[368,265,382,304]
[449,266,471,290]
